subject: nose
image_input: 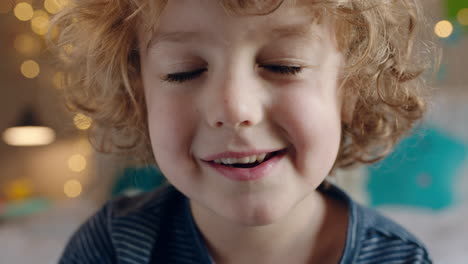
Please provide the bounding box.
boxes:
[202,69,264,129]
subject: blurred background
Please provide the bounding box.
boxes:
[0,0,467,263]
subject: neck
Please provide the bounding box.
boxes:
[190,191,334,264]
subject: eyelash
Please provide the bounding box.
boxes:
[161,65,303,83]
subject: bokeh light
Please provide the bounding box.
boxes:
[68,154,86,172]
[44,0,68,14]
[2,126,55,146]
[64,179,82,198]
[20,60,40,79]
[73,113,92,130]
[434,20,453,38]
[33,9,49,19]
[457,8,468,26]
[31,12,50,36]
[14,2,34,21]
[0,1,14,14]
[14,33,41,56]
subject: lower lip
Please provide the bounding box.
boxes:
[203,152,286,182]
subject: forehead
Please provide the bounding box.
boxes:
[141,0,324,49]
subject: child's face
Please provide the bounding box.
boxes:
[139,0,344,225]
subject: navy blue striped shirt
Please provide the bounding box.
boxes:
[59,183,432,263]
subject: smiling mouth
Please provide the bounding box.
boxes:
[212,149,288,169]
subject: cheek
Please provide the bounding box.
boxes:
[145,91,198,167]
[274,88,342,172]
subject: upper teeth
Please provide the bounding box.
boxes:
[214,153,267,165]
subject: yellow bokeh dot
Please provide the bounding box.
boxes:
[44,0,64,14]
[68,154,87,172]
[31,15,50,35]
[20,60,40,79]
[33,9,49,19]
[434,20,453,38]
[14,33,41,56]
[14,2,34,21]
[64,179,82,198]
[52,72,65,89]
[73,113,92,130]
[0,1,14,14]
[457,8,468,26]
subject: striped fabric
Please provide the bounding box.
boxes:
[59,183,432,264]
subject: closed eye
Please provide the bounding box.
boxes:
[162,68,207,83]
[261,65,302,75]
[161,65,303,83]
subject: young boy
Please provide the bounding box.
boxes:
[54,0,433,263]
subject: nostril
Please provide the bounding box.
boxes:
[215,121,223,127]
[240,120,251,126]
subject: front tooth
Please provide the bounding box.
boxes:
[256,153,266,163]
[224,158,235,164]
[248,155,257,163]
[217,156,254,164]
[238,157,250,163]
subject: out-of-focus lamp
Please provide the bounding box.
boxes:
[2,106,55,147]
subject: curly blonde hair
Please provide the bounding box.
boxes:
[50,0,436,169]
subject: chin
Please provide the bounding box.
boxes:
[222,195,295,227]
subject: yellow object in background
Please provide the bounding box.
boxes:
[31,10,50,36]
[14,33,41,56]
[434,20,454,38]
[68,154,87,173]
[44,0,69,14]
[73,113,92,130]
[64,179,82,198]
[14,3,34,21]
[20,60,40,79]
[457,8,468,26]
[5,179,33,201]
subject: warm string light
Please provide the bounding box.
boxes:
[11,1,64,88]
[44,0,68,14]
[73,113,92,130]
[68,154,87,172]
[20,60,40,79]
[434,20,453,38]
[31,9,50,35]
[14,2,34,21]
[64,179,82,198]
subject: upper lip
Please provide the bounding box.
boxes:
[202,149,285,161]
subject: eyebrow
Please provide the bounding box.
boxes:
[147,23,318,49]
